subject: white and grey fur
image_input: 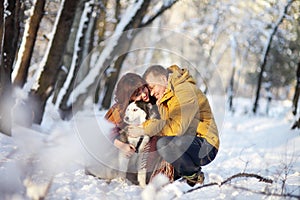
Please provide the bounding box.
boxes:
[119,101,158,187]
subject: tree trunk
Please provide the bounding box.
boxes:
[93,0,112,104]
[291,118,300,129]
[30,0,79,124]
[81,0,98,65]
[292,60,300,115]
[0,0,4,59]
[0,0,20,136]
[96,0,109,43]
[55,0,107,117]
[0,0,11,136]
[228,67,236,112]
[58,0,93,118]
[12,0,46,87]
[52,0,87,105]
[101,53,127,109]
[3,0,20,69]
[252,0,293,113]
[227,36,237,112]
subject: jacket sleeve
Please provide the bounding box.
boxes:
[105,104,122,125]
[143,118,166,136]
[104,104,123,141]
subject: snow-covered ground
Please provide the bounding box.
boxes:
[0,98,299,200]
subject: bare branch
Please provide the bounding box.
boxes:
[231,185,300,199]
[184,172,273,194]
[181,172,299,199]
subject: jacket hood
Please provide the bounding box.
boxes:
[159,65,196,103]
[168,65,196,87]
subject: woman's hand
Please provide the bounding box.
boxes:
[127,125,145,138]
[114,139,136,158]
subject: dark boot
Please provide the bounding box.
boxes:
[184,171,205,187]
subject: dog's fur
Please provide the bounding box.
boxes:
[118,101,158,187]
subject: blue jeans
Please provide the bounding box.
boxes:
[156,135,218,177]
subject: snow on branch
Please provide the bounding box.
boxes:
[140,0,179,27]
[12,0,37,82]
[31,0,66,91]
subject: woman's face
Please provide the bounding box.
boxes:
[130,86,150,102]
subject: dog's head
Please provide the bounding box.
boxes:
[123,101,147,125]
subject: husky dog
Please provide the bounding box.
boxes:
[119,101,158,187]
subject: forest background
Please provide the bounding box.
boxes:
[0,0,299,135]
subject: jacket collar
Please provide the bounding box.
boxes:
[158,65,195,104]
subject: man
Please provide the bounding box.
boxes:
[129,64,219,186]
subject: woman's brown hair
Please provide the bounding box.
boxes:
[114,73,147,113]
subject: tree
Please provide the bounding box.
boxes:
[245,40,297,97]
[0,0,20,136]
[291,60,300,129]
[252,0,294,114]
[12,0,46,87]
[29,0,79,124]
[227,35,238,112]
[51,0,89,113]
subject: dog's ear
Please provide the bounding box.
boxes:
[135,101,147,111]
[135,101,151,119]
[147,103,152,110]
[144,102,160,120]
[149,104,159,119]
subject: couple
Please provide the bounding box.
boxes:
[105,64,219,186]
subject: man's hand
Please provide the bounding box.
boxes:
[127,125,145,138]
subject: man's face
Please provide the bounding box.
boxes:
[145,73,167,101]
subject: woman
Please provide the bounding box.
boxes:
[105,73,154,157]
[105,73,174,184]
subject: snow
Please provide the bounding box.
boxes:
[3,0,11,18]
[0,97,299,199]
[163,0,175,7]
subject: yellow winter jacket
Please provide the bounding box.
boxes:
[143,65,219,150]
